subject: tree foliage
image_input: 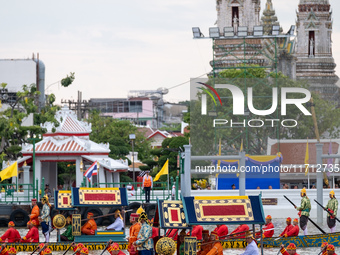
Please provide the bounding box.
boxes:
[190,67,340,155]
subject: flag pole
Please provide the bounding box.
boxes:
[167,158,169,192]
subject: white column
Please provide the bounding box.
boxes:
[107,171,113,187]
[99,165,106,188]
[23,165,31,198]
[113,171,120,187]
[76,157,83,187]
[35,158,42,193]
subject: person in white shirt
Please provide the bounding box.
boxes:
[142,171,153,203]
[240,232,259,255]
[106,210,124,230]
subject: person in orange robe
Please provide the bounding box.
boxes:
[327,245,338,255]
[0,221,21,243]
[29,198,40,226]
[190,225,203,240]
[81,212,97,235]
[127,213,141,255]
[279,217,293,237]
[262,215,274,238]
[280,243,300,255]
[285,219,299,237]
[198,230,211,255]
[0,244,17,255]
[205,231,223,255]
[20,220,39,243]
[213,225,228,239]
[229,224,249,239]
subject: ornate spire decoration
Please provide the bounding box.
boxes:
[261,0,280,35]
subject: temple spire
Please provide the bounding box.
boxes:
[261,0,280,35]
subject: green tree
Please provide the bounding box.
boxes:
[190,68,340,155]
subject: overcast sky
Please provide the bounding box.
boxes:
[0,0,339,104]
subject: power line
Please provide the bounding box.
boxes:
[167,73,208,90]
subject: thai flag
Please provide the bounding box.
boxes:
[84,161,98,181]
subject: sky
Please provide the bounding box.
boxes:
[0,0,339,104]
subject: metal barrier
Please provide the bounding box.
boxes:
[97,181,172,202]
[0,183,35,204]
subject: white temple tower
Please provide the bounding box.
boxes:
[295,0,338,102]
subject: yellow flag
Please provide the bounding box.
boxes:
[154,159,169,182]
[0,162,18,182]
[240,139,243,152]
[305,140,309,176]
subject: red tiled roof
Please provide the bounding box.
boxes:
[30,139,85,152]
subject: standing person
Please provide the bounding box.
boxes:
[285,219,300,237]
[326,190,338,233]
[29,198,40,225]
[133,212,154,255]
[81,212,97,235]
[279,218,293,237]
[142,171,153,203]
[127,213,141,255]
[106,210,124,230]
[295,187,311,235]
[213,225,228,239]
[21,220,39,243]
[0,221,21,243]
[280,243,300,255]
[39,195,51,242]
[205,231,223,255]
[261,215,274,238]
[239,232,259,255]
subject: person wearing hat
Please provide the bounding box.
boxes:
[71,243,85,255]
[321,242,329,255]
[279,217,293,237]
[108,243,125,255]
[81,212,97,235]
[106,209,124,231]
[229,224,249,239]
[198,230,211,255]
[239,232,259,255]
[284,218,299,237]
[326,190,338,233]
[213,224,228,239]
[79,247,89,255]
[127,213,141,255]
[21,220,39,243]
[43,248,52,255]
[262,215,274,238]
[280,243,299,255]
[133,212,153,255]
[142,170,153,203]
[0,243,17,255]
[39,195,52,242]
[327,244,337,255]
[205,231,223,255]
[29,198,40,226]
[61,216,74,241]
[295,187,311,235]
[0,221,21,243]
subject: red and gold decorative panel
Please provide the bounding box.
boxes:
[193,196,254,222]
[56,190,72,209]
[161,200,188,228]
[78,188,121,205]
